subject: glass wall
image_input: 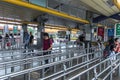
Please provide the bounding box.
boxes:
[29,0,47,7]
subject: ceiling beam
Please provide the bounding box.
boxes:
[93,15,108,23]
[2,0,89,24]
[113,0,120,9]
[93,12,120,23]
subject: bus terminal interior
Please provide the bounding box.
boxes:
[0,0,120,80]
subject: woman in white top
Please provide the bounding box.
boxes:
[109,44,116,61]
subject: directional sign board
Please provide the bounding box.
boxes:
[4,25,9,34]
[115,23,120,37]
[13,26,18,34]
[108,28,114,37]
[97,27,104,39]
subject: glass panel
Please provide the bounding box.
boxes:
[29,0,47,7]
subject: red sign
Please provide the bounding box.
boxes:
[98,27,104,39]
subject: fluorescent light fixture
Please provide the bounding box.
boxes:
[117,0,120,3]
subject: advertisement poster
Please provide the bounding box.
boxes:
[4,25,9,34]
[115,23,120,37]
[13,26,18,34]
[97,27,104,40]
[108,28,114,37]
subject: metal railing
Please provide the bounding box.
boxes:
[0,37,23,50]
[0,42,84,62]
[68,53,120,80]
[0,42,102,80]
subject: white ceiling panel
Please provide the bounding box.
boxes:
[0,1,43,21]
[80,0,111,16]
[80,0,120,16]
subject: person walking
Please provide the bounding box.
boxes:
[43,32,53,71]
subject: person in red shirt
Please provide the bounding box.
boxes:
[43,32,53,71]
[43,32,52,51]
[114,38,120,53]
[43,32,52,62]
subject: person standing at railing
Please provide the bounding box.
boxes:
[43,32,53,57]
[114,38,120,53]
[28,32,34,52]
[23,31,30,50]
[108,36,114,45]
[75,35,84,45]
[43,32,53,71]
[10,33,15,47]
[109,44,116,61]
[0,35,2,49]
[0,34,2,41]
[5,33,10,48]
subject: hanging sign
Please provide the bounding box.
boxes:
[115,23,120,37]
[4,25,9,34]
[97,27,104,39]
[13,26,18,34]
[108,28,114,37]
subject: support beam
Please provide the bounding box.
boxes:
[93,15,108,23]
[93,0,120,23]
[113,0,120,9]
[2,0,89,24]
[93,12,120,23]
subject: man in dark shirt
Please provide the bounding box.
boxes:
[29,32,34,52]
[0,35,2,42]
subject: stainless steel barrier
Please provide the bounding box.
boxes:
[0,49,101,78]
[0,42,84,62]
[0,44,101,80]
[68,53,120,80]
[0,43,84,69]
[0,38,23,50]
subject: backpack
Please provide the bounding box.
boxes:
[48,39,52,50]
[103,45,110,58]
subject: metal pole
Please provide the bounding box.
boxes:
[11,51,14,72]
[63,63,67,80]
[28,72,31,80]
[94,67,97,80]
[79,76,81,80]
[119,65,120,77]
[87,51,89,80]
[110,60,113,80]
[87,42,90,53]
[54,65,56,73]
[46,0,48,8]
[8,77,11,80]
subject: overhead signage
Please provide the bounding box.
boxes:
[4,25,9,34]
[108,28,114,37]
[97,27,104,39]
[115,23,120,37]
[13,26,18,34]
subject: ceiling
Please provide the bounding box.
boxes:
[0,0,119,26]
[56,0,120,16]
[0,1,43,21]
